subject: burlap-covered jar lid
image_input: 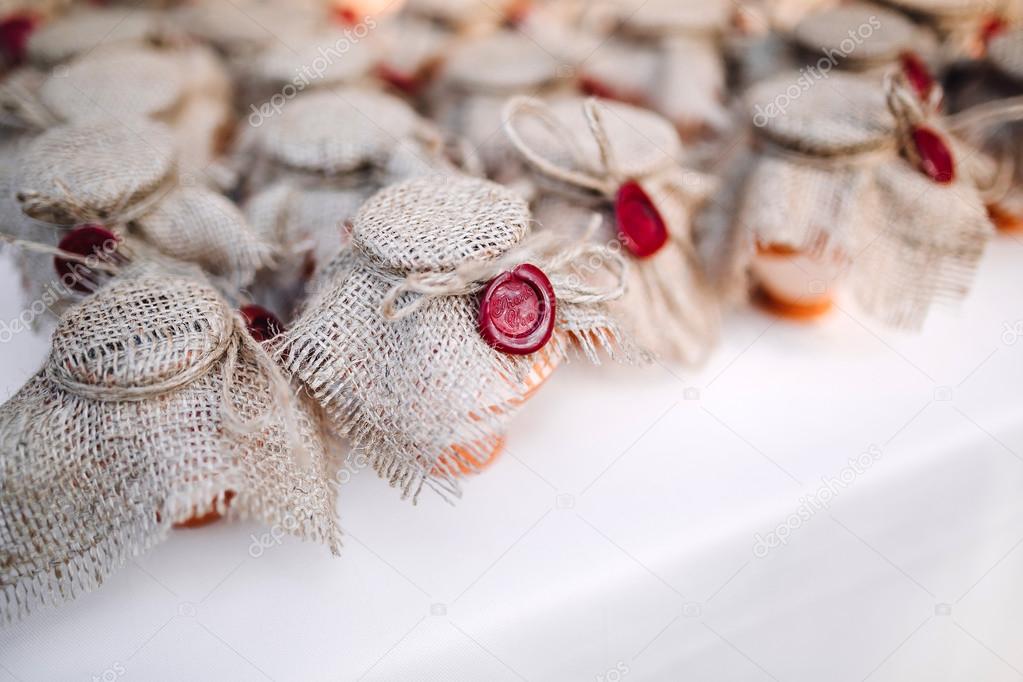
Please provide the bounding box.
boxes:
[27,7,160,66]
[547,97,682,178]
[880,0,1005,18]
[616,0,731,37]
[404,0,511,26]
[443,31,560,93]
[47,275,233,393]
[793,4,921,67]
[172,0,314,55]
[261,88,421,174]
[353,175,530,273]
[246,30,376,89]
[15,119,175,223]
[38,45,185,123]
[747,71,896,155]
[989,28,1023,82]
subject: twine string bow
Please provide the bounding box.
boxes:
[379,215,628,321]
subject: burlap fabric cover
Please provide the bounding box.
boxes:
[879,0,1010,61]
[13,42,234,177]
[26,6,162,66]
[504,96,720,364]
[238,27,377,106]
[740,70,994,328]
[278,176,627,502]
[375,15,449,93]
[403,0,520,32]
[432,31,562,179]
[990,28,1023,83]
[0,271,341,624]
[792,3,935,70]
[15,119,271,289]
[171,0,317,57]
[240,87,449,191]
[578,0,730,136]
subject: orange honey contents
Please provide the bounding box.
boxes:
[433,344,561,478]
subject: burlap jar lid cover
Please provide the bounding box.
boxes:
[611,0,732,37]
[246,28,377,88]
[172,0,314,54]
[747,71,897,156]
[355,173,530,273]
[989,28,1023,81]
[881,0,1006,18]
[404,0,514,26]
[792,3,925,67]
[260,88,425,175]
[38,44,186,124]
[27,6,160,65]
[505,95,683,183]
[0,271,341,622]
[443,30,560,93]
[16,118,176,224]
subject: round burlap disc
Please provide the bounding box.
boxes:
[618,0,731,37]
[261,88,421,174]
[544,96,683,180]
[353,175,530,273]
[39,45,185,123]
[443,31,559,93]
[404,0,502,26]
[27,7,159,66]
[989,28,1023,82]
[246,30,376,89]
[16,119,176,223]
[747,71,896,155]
[881,0,1004,18]
[172,1,314,55]
[47,275,233,392]
[793,4,918,66]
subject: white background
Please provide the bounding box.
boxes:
[1,234,1023,681]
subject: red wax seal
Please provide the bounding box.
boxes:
[980,16,1007,47]
[376,64,425,96]
[54,224,120,292]
[478,264,555,355]
[615,180,668,258]
[240,304,284,342]
[0,13,36,67]
[899,52,936,102]
[912,126,955,184]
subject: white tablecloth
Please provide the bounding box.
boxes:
[2,236,1022,682]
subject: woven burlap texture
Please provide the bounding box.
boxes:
[504,95,721,364]
[739,70,995,329]
[278,175,628,503]
[0,269,341,624]
[26,6,162,66]
[15,119,272,290]
[238,87,451,191]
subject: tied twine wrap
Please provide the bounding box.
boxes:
[743,69,995,329]
[278,175,630,503]
[0,273,341,624]
[503,96,721,364]
[379,217,627,321]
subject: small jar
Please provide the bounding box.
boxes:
[740,71,994,328]
[237,87,456,318]
[279,175,627,502]
[430,30,564,181]
[0,271,340,622]
[15,118,271,293]
[578,0,733,139]
[504,95,721,364]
